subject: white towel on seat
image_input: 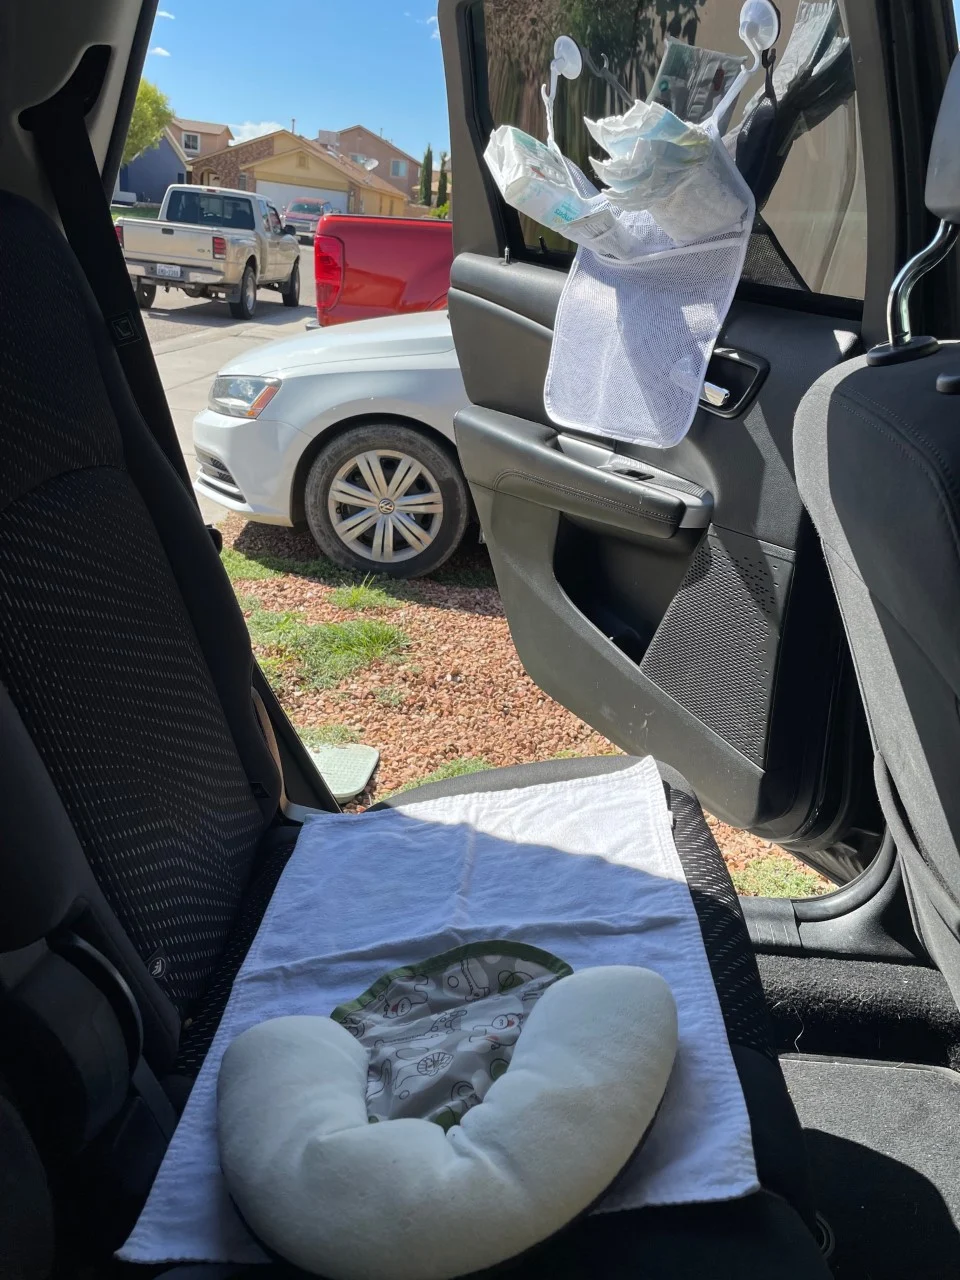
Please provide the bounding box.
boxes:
[120,757,758,1265]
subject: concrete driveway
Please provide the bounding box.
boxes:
[148,244,315,521]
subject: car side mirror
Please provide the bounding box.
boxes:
[868,56,960,366]
[283,225,297,238]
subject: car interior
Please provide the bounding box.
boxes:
[3,0,960,1277]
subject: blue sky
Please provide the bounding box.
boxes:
[145,2,450,159]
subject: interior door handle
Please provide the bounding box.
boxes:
[699,347,769,418]
[701,382,731,408]
[455,407,713,540]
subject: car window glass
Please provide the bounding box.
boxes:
[478,0,865,300]
[166,191,256,231]
[268,207,283,234]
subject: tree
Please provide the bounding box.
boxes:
[123,79,174,167]
[436,152,448,209]
[419,143,434,207]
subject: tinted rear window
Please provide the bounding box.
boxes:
[288,201,326,214]
[165,191,256,231]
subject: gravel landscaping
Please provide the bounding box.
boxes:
[221,515,830,898]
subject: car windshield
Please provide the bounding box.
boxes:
[165,191,256,230]
[287,201,326,214]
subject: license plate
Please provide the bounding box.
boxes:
[155,263,182,279]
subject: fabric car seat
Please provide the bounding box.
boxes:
[796,347,960,1010]
[0,188,828,1278]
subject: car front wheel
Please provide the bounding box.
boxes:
[304,424,469,578]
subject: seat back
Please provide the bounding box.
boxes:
[0,189,282,1050]
[795,351,960,1001]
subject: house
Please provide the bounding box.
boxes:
[189,129,407,217]
[118,126,189,204]
[171,117,234,161]
[326,125,422,200]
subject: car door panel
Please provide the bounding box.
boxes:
[452,258,862,847]
[440,0,894,874]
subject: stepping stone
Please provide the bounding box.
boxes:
[308,743,380,802]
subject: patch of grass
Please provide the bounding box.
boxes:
[296,722,361,748]
[221,546,282,583]
[111,206,160,221]
[375,686,407,708]
[731,854,830,900]
[392,757,494,794]
[329,575,403,611]
[243,602,408,690]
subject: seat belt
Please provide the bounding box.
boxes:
[21,78,196,499]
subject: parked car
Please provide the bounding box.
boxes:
[313,212,453,327]
[116,184,301,319]
[193,312,469,577]
[282,198,333,243]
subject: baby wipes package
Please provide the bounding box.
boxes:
[483,126,594,233]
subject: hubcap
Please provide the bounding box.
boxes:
[327,449,444,563]
[244,272,256,310]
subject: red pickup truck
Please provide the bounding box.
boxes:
[312,214,453,327]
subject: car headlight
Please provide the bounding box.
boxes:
[209,375,281,419]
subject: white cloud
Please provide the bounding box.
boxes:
[149,45,171,56]
[156,9,175,17]
[228,121,284,144]
[424,14,440,38]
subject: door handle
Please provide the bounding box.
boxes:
[699,347,769,418]
[701,382,731,408]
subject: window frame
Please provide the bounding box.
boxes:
[182,131,200,154]
[390,159,408,178]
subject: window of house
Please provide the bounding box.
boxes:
[182,132,200,154]
[390,159,408,178]
[350,154,367,165]
[176,171,186,184]
[478,0,866,300]
[237,173,247,190]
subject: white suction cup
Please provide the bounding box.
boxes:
[552,35,583,82]
[739,0,780,56]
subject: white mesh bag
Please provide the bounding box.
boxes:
[544,115,755,449]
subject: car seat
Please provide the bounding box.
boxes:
[795,56,960,1015]
[0,187,828,1278]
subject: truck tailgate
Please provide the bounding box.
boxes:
[121,220,216,266]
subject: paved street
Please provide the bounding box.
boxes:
[147,245,314,521]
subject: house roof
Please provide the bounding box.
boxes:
[194,130,404,198]
[172,118,233,138]
[307,141,405,197]
[337,124,421,169]
[162,126,189,164]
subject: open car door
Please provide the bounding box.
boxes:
[439,0,952,883]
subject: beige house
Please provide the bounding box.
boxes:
[189,130,407,217]
[332,125,422,200]
[170,117,233,163]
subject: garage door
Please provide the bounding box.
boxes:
[255,181,348,214]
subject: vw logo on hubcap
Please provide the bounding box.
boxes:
[378,498,396,514]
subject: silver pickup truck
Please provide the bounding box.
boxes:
[117,184,301,319]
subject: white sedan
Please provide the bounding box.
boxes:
[193,313,470,578]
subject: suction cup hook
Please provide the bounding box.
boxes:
[542,34,583,146]
[739,0,780,68]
